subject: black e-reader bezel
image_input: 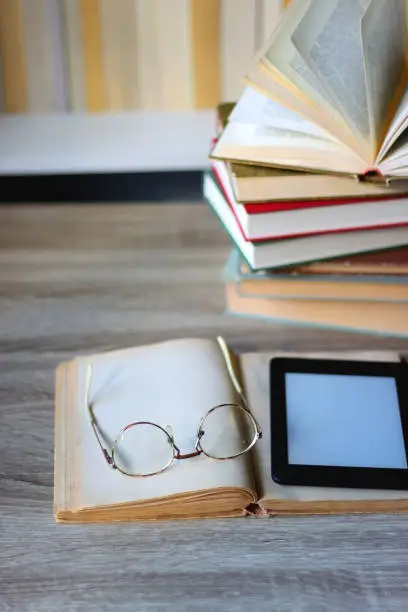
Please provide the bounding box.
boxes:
[270,357,408,490]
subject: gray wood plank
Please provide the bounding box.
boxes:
[1,203,408,611]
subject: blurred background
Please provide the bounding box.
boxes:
[0,0,290,200]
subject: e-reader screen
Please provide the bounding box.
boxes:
[285,373,407,469]
[270,358,408,490]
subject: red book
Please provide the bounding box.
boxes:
[211,159,408,242]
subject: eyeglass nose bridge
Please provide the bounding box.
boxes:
[168,427,204,461]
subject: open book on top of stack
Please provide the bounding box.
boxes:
[55,337,408,522]
[211,0,408,179]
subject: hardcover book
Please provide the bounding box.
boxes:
[211,159,408,241]
[226,283,408,337]
[54,337,408,522]
[203,171,408,270]
[225,249,408,304]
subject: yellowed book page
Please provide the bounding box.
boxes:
[241,350,408,505]
[68,338,255,511]
[229,86,331,139]
[191,0,221,109]
[258,2,347,122]
[255,0,368,158]
[244,60,359,155]
[55,360,79,517]
[287,0,372,159]
[258,0,284,47]
[100,0,139,110]
[211,120,367,175]
[221,0,257,102]
[292,0,408,162]
[54,364,68,516]
[361,1,408,158]
[377,87,408,165]
[79,0,108,112]
[378,132,408,176]
[0,0,27,113]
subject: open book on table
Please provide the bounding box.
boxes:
[212,0,408,179]
[54,337,408,522]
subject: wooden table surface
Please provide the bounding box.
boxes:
[1,203,408,611]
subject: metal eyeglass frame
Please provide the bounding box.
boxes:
[85,336,262,477]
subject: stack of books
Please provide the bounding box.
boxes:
[204,0,408,337]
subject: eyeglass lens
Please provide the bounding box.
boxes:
[199,404,257,459]
[113,423,174,476]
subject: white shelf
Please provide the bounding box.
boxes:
[0,110,216,175]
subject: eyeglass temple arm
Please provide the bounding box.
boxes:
[217,336,262,435]
[85,365,115,466]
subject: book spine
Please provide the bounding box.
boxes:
[190,0,221,109]
[0,0,27,113]
[79,0,108,112]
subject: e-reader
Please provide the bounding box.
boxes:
[270,358,408,490]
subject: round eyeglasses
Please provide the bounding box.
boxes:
[85,338,262,477]
[107,403,260,477]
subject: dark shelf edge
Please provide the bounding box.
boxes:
[0,170,204,203]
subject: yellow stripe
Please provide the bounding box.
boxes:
[0,0,27,112]
[100,0,124,110]
[190,0,221,109]
[79,0,107,112]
